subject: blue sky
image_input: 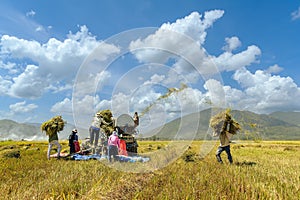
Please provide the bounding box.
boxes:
[0,0,300,133]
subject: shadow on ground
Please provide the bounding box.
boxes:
[235,161,257,166]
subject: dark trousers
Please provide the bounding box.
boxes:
[108,145,118,162]
[89,127,100,146]
[216,145,233,163]
[70,143,75,154]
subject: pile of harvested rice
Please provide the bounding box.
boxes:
[209,109,240,136]
[41,116,66,136]
[99,109,114,135]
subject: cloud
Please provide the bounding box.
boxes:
[9,101,38,114]
[204,79,226,107]
[291,7,300,20]
[1,9,299,128]
[10,65,47,98]
[74,70,112,97]
[160,10,224,45]
[265,64,283,74]
[65,65,300,131]
[35,26,44,32]
[233,68,268,88]
[64,94,106,128]
[128,10,262,90]
[0,25,118,99]
[26,10,36,17]
[144,74,165,85]
[200,68,300,114]
[50,98,72,114]
[213,45,261,72]
[0,75,12,95]
[48,83,73,93]
[71,78,210,131]
[129,11,223,61]
[0,60,18,74]
[52,94,105,128]
[0,5,49,41]
[231,68,300,113]
[127,10,228,93]
[222,36,241,52]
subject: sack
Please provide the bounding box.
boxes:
[74,141,80,152]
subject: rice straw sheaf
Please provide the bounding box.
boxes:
[210,109,240,136]
[98,109,114,135]
[41,116,66,136]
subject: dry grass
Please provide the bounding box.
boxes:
[0,140,299,199]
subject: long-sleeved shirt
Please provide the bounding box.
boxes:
[91,115,101,128]
[108,134,120,148]
[219,131,232,147]
[48,132,58,142]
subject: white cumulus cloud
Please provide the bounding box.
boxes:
[127,10,228,95]
[0,75,12,95]
[265,64,283,74]
[9,101,38,114]
[222,36,242,52]
[129,10,263,90]
[291,7,300,20]
[0,25,119,99]
[231,69,300,113]
[50,98,72,114]
[26,10,36,17]
[10,65,46,98]
[213,45,261,72]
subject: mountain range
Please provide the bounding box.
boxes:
[1,109,300,141]
[0,119,87,141]
[142,109,300,141]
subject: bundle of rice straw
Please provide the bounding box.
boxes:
[209,109,240,136]
[99,109,114,135]
[41,116,66,136]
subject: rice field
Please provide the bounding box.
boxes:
[0,140,299,199]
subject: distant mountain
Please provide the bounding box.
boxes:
[142,109,300,140]
[269,111,300,126]
[0,120,88,141]
[1,109,300,141]
[0,119,40,140]
[230,110,300,140]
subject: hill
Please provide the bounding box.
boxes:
[269,111,300,126]
[143,109,300,140]
[0,119,41,140]
[0,119,87,141]
[1,109,300,141]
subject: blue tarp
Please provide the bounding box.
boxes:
[71,154,102,161]
[71,154,150,162]
[117,155,150,163]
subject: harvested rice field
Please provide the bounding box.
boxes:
[0,140,299,199]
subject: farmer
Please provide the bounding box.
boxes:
[216,130,233,164]
[89,113,102,148]
[107,131,120,162]
[69,129,79,154]
[133,112,139,127]
[47,129,62,160]
[89,112,111,147]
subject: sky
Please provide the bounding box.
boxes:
[0,0,300,134]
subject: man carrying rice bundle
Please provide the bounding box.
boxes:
[210,109,240,164]
[41,116,65,160]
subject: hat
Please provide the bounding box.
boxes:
[72,129,77,133]
[112,131,118,135]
